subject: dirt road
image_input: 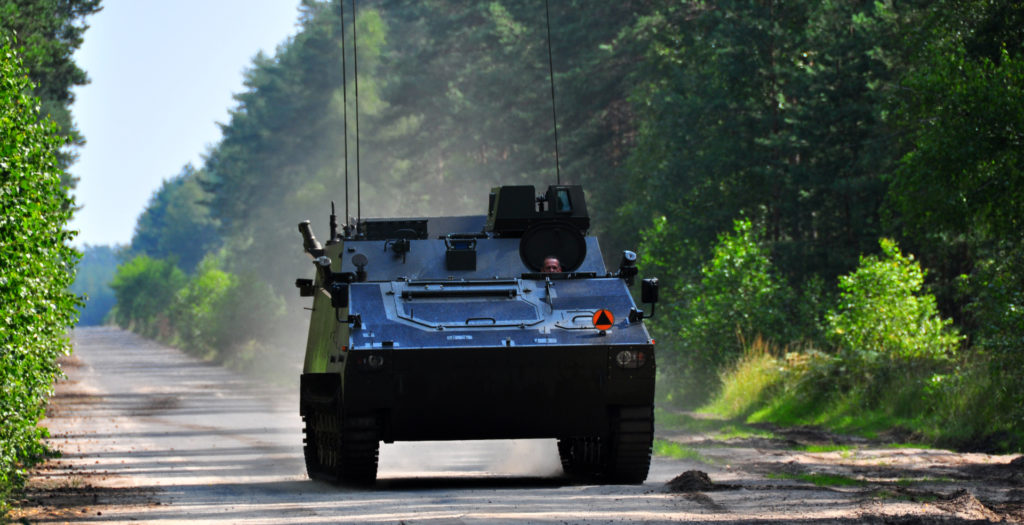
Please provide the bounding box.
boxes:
[13,327,1024,523]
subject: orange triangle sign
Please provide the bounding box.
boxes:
[593,309,614,330]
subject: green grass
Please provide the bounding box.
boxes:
[747,392,949,448]
[885,442,932,450]
[894,476,954,487]
[870,488,939,502]
[654,408,726,432]
[793,443,853,453]
[701,337,783,419]
[654,407,778,441]
[713,424,777,440]
[652,439,713,463]
[767,472,866,487]
[663,334,1024,455]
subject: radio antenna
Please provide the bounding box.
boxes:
[544,0,561,185]
[352,0,362,226]
[339,1,350,231]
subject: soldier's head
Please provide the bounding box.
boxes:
[542,255,562,273]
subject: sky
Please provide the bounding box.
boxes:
[69,0,302,247]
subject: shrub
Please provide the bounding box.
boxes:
[170,252,237,358]
[671,219,796,402]
[704,337,785,418]
[0,41,79,512]
[826,239,961,371]
[111,250,289,371]
[109,255,187,338]
[212,275,287,369]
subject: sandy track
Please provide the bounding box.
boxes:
[13,326,1024,523]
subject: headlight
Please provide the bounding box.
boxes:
[366,354,385,369]
[614,349,647,369]
[356,353,385,370]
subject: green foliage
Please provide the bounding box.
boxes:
[878,0,1024,452]
[169,253,237,358]
[112,0,654,385]
[620,0,898,284]
[195,0,655,296]
[687,219,796,357]
[203,1,392,292]
[767,472,866,488]
[103,0,1024,453]
[68,244,120,326]
[109,255,187,339]
[0,40,79,512]
[652,439,711,463]
[705,241,993,450]
[966,246,1024,361]
[131,165,219,273]
[702,337,784,419]
[890,30,1024,242]
[827,239,961,368]
[108,251,288,372]
[656,218,801,405]
[794,444,852,453]
[210,276,287,371]
[0,0,101,180]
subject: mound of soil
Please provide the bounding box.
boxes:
[936,488,1002,522]
[666,470,715,492]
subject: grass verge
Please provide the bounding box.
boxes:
[692,340,1024,453]
[767,472,866,487]
[654,408,777,441]
[652,439,713,463]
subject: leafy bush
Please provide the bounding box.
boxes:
[826,239,961,373]
[966,244,1024,363]
[732,240,970,442]
[698,239,986,446]
[170,252,237,358]
[0,41,79,512]
[171,252,287,368]
[109,250,288,374]
[109,255,187,338]
[666,219,797,403]
[940,243,1024,447]
[210,275,287,370]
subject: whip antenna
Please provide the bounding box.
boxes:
[352,0,362,226]
[544,0,561,185]
[340,1,350,231]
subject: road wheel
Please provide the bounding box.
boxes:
[557,436,604,480]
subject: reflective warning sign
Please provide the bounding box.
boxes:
[592,309,614,331]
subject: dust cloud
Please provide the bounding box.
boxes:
[378,439,563,478]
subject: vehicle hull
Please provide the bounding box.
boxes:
[302,343,654,442]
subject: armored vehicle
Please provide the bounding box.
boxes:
[295,185,659,484]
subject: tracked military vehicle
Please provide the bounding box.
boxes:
[295,185,659,484]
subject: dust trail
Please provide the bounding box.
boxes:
[378,439,563,478]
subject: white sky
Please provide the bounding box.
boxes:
[69,0,301,247]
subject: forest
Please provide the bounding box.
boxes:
[107,0,1024,450]
[3,0,1023,509]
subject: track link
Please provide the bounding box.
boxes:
[303,407,379,485]
[557,405,653,484]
